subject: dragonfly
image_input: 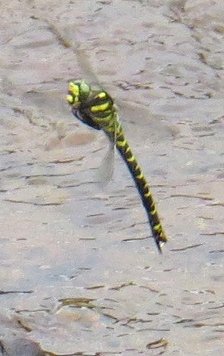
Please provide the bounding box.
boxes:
[65,37,168,253]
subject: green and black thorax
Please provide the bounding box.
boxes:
[67,79,119,141]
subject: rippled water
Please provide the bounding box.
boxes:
[0,0,223,355]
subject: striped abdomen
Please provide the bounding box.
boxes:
[83,91,167,252]
[114,123,167,252]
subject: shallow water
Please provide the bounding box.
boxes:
[0,0,223,355]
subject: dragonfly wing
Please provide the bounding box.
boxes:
[116,99,178,144]
[95,116,117,186]
[75,43,101,87]
[96,140,115,186]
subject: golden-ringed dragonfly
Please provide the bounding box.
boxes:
[67,79,168,253]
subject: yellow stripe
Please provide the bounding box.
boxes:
[91,102,110,113]
[117,140,127,148]
[144,191,151,198]
[136,172,144,179]
[127,155,135,162]
[94,113,113,123]
[153,223,161,232]
[106,126,115,133]
[125,147,131,154]
[150,207,157,215]
[98,92,106,99]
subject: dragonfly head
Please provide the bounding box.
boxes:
[67,80,91,108]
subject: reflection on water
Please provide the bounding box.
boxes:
[0,0,223,354]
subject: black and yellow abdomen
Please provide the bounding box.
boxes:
[115,126,167,252]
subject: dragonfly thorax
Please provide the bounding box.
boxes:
[67,79,116,132]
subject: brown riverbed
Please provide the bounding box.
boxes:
[0,0,224,355]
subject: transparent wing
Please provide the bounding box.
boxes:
[68,32,117,185]
[95,114,118,186]
[116,99,178,147]
[96,140,115,186]
[75,43,101,88]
